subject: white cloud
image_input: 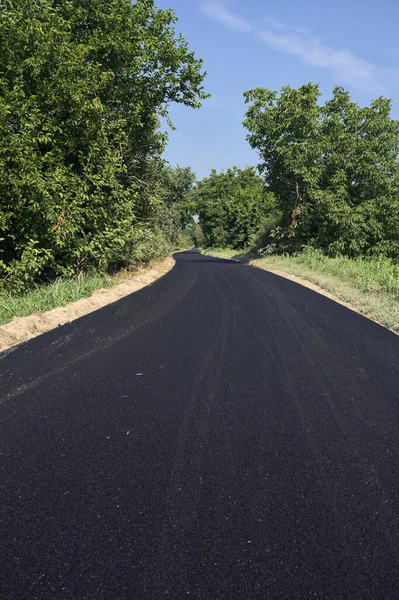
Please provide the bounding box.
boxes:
[199,2,399,95]
[264,16,286,31]
[257,28,394,95]
[200,1,252,33]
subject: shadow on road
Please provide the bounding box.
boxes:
[173,248,254,265]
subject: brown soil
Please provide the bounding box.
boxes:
[0,257,175,352]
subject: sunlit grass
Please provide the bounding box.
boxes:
[0,274,113,326]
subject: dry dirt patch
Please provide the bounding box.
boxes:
[0,257,175,352]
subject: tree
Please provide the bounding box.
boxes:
[243,84,399,258]
[197,167,276,249]
[316,88,399,256]
[0,0,207,289]
[243,84,322,225]
[158,165,197,229]
[192,223,204,248]
[155,164,197,247]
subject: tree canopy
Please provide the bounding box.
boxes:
[0,0,206,289]
[197,167,276,249]
[243,84,399,258]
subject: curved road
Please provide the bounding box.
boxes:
[1,250,399,599]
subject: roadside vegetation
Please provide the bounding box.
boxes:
[0,273,113,326]
[0,0,204,322]
[198,84,399,260]
[0,0,205,292]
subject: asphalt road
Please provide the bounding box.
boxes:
[1,249,399,599]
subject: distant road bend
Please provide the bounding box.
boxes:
[1,249,399,599]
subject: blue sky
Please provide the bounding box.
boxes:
[156,0,399,179]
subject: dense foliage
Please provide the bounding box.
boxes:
[197,167,276,249]
[0,0,206,290]
[243,84,399,258]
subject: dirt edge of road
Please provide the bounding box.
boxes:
[0,257,175,352]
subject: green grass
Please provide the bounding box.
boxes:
[0,274,113,326]
[203,248,399,333]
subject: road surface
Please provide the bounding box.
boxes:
[1,250,399,599]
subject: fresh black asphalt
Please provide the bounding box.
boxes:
[1,249,399,599]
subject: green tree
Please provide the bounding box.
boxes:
[243,84,321,224]
[158,165,197,229]
[0,0,207,289]
[150,164,197,249]
[197,167,276,249]
[243,84,399,258]
[316,88,399,256]
[192,222,204,248]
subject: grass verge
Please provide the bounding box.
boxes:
[0,274,114,326]
[0,248,181,327]
[203,248,399,334]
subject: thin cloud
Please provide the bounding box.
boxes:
[200,1,252,33]
[264,16,286,31]
[258,29,393,95]
[199,2,399,95]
